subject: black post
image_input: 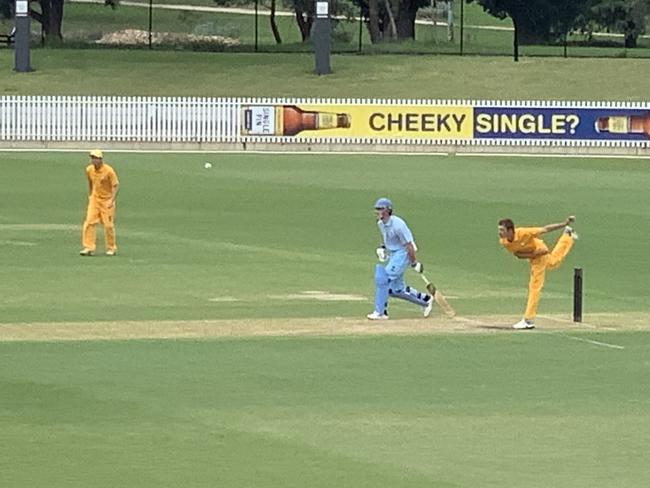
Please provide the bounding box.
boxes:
[513,21,519,62]
[460,0,465,56]
[14,0,32,72]
[573,268,583,323]
[563,31,568,58]
[255,0,259,52]
[358,4,363,52]
[148,0,153,49]
[313,0,331,75]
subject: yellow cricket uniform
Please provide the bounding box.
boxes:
[500,227,574,320]
[82,163,119,252]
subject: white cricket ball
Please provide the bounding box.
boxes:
[204,162,212,169]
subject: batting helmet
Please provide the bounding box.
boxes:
[374,198,393,211]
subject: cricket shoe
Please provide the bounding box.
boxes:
[564,226,579,240]
[79,249,94,256]
[512,318,535,330]
[366,311,389,320]
[106,250,117,256]
[423,296,433,318]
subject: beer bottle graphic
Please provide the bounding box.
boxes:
[595,113,650,137]
[242,105,351,136]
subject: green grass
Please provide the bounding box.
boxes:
[2,332,650,487]
[2,151,650,487]
[1,49,649,99]
[1,152,648,323]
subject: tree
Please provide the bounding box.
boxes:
[0,0,12,20]
[354,0,429,41]
[585,0,650,47]
[466,0,592,44]
[4,0,117,43]
[269,0,282,43]
[288,0,314,41]
[30,0,66,41]
[367,0,381,43]
[286,0,358,42]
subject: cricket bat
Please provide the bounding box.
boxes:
[419,272,456,318]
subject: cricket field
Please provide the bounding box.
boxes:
[1,151,649,487]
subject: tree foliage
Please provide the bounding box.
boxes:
[467,0,649,47]
[0,0,12,20]
[582,0,650,47]
[466,0,594,44]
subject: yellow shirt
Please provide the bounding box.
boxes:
[500,227,548,255]
[86,163,118,201]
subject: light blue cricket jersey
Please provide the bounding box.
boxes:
[378,215,415,252]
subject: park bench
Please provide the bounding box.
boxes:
[1,27,15,47]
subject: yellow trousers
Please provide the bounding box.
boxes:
[82,198,116,252]
[524,234,574,320]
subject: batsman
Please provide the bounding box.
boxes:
[367,198,454,320]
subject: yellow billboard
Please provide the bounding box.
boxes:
[241,103,474,139]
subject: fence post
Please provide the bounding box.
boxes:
[513,22,519,61]
[255,0,259,52]
[460,0,465,56]
[148,0,153,49]
[358,4,363,53]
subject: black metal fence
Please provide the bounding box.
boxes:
[5,0,650,58]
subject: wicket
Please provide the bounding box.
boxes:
[573,267,583,323]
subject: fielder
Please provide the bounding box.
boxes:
[367,198,433,320]
[498,216,578,329]
[80,150,119,256]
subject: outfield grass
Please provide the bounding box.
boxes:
[1,49,649,99]
[1,152,648,323]
[2,330,650,487]
[1,151,649,487]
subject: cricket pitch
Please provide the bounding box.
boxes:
[1,313,648,342]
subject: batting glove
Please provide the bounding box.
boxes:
[411,262,424,273]
[376,246,388,262]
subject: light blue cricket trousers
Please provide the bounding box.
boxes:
[373,249,429,315]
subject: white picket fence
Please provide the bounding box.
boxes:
[0,96,240,142]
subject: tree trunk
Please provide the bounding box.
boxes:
[512,15,519,61]
[38,0,51,35]
[2,0,15,19]
[367,0,381,43]
[382,0,397,39]
[49,0,64,39]
[269,0,282,44]
[395,0,416,40]
[446,1,454,42]
[624,32,637,48]
[295,9,313,42]
[30,0,64,41]
[296,10,314,42]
